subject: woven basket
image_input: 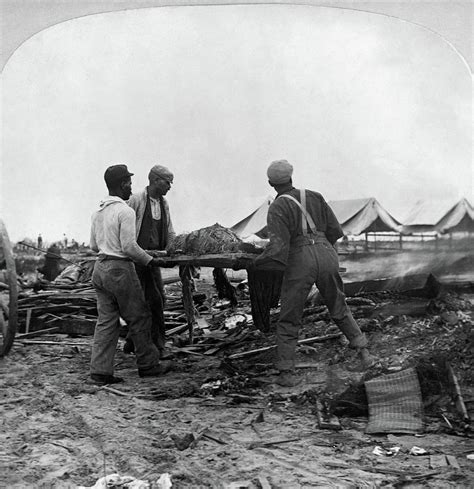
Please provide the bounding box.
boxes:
[365,367,424,434]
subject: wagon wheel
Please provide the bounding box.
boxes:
[0,219,18,356]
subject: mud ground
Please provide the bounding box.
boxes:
[1,272,474,488]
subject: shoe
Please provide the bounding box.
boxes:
[275,371,302,387]
[123,338,135,354]
[138,360,174,378]
[90,374,124,385]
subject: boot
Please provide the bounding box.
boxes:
[138,360,174,378]
[90,374,124,385]
[333,314,367,349]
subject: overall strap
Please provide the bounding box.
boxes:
[279,190,318,235]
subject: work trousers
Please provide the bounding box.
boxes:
[90,260,161,375]
[126,264,166,353]
[275,235,367,371]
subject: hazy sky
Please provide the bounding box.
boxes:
[1,4,472,243]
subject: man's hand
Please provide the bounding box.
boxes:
[147,250,168,257]
[149,257,175,268]
[232,257,256,271]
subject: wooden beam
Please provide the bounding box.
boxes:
[228,333,342,359]
[179,265,197,344]
[160,252,259,268]
[16,327,60,339]
[446,363,470,422]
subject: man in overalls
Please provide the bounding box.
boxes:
[252,160,376,386]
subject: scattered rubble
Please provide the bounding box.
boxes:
[1,251,473,487]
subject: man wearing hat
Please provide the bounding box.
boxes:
[125,164,175,358]
[242,160,376,386]
[89,164,172,384]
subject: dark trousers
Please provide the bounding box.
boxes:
[275,236,367,371]
[90,260,160,375]
[127,264,166,352]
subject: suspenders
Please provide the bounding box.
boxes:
[279,189,318,235]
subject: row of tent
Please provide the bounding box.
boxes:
[231,197,474,239]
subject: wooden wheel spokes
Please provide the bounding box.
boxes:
[0,219,18,357]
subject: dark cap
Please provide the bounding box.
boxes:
[104,164,134,186]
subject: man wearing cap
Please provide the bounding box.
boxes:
[125,165,175,358]
[242,159,376,386]
[89,164,173,384]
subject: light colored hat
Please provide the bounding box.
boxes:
[149,165,174,183]
[267,159,293,184]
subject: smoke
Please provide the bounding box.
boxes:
[341,243,473,283]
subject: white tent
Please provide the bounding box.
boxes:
[401,198,474,235]
[232,195,402,238]
[327,198,402,236]
[231,196,273,239]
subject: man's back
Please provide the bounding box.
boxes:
[269,188,343,244]
[91,196,150,265]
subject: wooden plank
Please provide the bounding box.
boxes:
[16,340,90,346]
[344,273,441,298]
[159,252,258,268]
[257,476,272,489]
[165,323,190,336]
[25,308,32,334]
[446,363,470,422]
[179,265,196,344]
[16,327,60,339]
[446,455,460,469]
[248,437,301,449]
[430,454,448,469]
[228,333,342,360]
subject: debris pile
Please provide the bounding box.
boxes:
[2,266,473,488]
[16,287,98,337]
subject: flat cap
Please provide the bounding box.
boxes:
[104,164,134,186]
[149,165,174,183]
[267,159,293,185]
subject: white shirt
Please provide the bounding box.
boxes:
[90,196,152,266]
